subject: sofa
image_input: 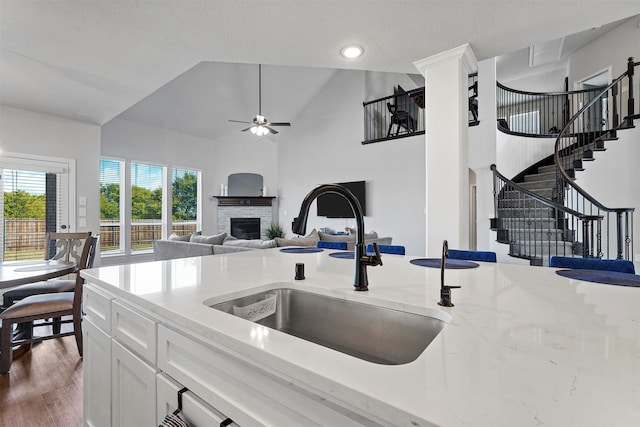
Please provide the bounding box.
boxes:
[274,228,392,251]
[153,229,393,261]
[152,232,276,261]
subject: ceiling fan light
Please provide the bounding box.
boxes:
[251,125,269,136]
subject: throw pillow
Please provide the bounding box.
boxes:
[275,228,319,247]
[190,232,227,245]
[168,233,191,242]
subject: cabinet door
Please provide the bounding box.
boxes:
[157,374,238,427]
[82,318,112,427]
[112,340,158,427]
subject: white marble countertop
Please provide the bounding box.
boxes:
[82,248,640,426]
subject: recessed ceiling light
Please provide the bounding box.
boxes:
[340,45,363,59]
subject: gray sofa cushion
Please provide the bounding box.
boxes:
[223,239,277,249]
[190,232,227,245]
[212,245,255,254]
[153,240,214,261]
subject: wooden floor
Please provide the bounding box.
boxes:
[0,335,83,427]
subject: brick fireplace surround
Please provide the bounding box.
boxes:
[215,196,275,240]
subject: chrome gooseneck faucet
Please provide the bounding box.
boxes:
[438,240,461,307]
[292,184,382,291]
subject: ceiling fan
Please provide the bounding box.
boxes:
[228,64,291,136]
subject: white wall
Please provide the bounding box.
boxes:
[569,16,640,85]
[501,67,568,93]
[0,105,101,238]
[277,69,427,256]
[573,124,640,269]
[496,133,556,180]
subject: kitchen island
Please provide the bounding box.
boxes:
[80,248,640,426]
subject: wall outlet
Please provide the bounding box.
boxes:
[635,254,640,262]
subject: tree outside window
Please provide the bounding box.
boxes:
[172,168,199,236]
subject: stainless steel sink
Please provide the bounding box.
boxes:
[209,288,447,365]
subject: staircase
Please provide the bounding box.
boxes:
[498,132,612,266]
[492,57,638,266]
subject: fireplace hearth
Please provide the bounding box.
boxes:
[230,218,261,240]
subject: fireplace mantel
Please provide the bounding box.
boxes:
[213,196,275,207]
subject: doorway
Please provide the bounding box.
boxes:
[0,154,73,261]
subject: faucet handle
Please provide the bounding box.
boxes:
[438,284,461,307]
[368,242,383,266]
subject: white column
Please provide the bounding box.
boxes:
[415,44,477,256]
[471,57,498,252]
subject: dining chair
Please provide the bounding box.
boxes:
[366,244,406,255]
[549,256,635,274]
[1,232,93,314]
[447,249,497,263]
[0,235,99,374]
[317,241,348,250]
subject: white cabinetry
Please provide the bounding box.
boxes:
[83,284,158,427]
[112,340,157,426]
[83,283,382,427]
[82,318,111,427]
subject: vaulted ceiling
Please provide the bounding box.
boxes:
[1,1,639,139]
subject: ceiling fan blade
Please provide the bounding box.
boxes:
[267,126,279,135]
[229,119,251,124]
[268,122,291,127]
[240,126,253,132]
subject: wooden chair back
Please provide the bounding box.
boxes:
[45,231,92,267]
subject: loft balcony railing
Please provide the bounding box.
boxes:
[469,72,479,126]
[497,82,607,137]
[362,86,425,144]
[362,76,480,144]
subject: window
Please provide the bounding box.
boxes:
[99,158,124,253]
[99,158,200,258]
[1,154,72,262]
[171,167,200,236]
[509,111,540,134]
[131,162,164,251]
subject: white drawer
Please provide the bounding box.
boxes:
[111,300,157,364]
[83,284,113,332]
[158,325,371,427]
[157,373,238,427]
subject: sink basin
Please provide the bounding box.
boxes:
[209,288,447,365]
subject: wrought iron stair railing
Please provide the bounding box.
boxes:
[491,164,601,266]
[493,57,637,265]
[554,58,637,261]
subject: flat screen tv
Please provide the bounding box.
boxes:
[316,181,367,218]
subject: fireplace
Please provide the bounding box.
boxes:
[230,218,261,240]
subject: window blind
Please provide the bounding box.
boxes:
[99,158,123,253]
[1,168,64,261]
